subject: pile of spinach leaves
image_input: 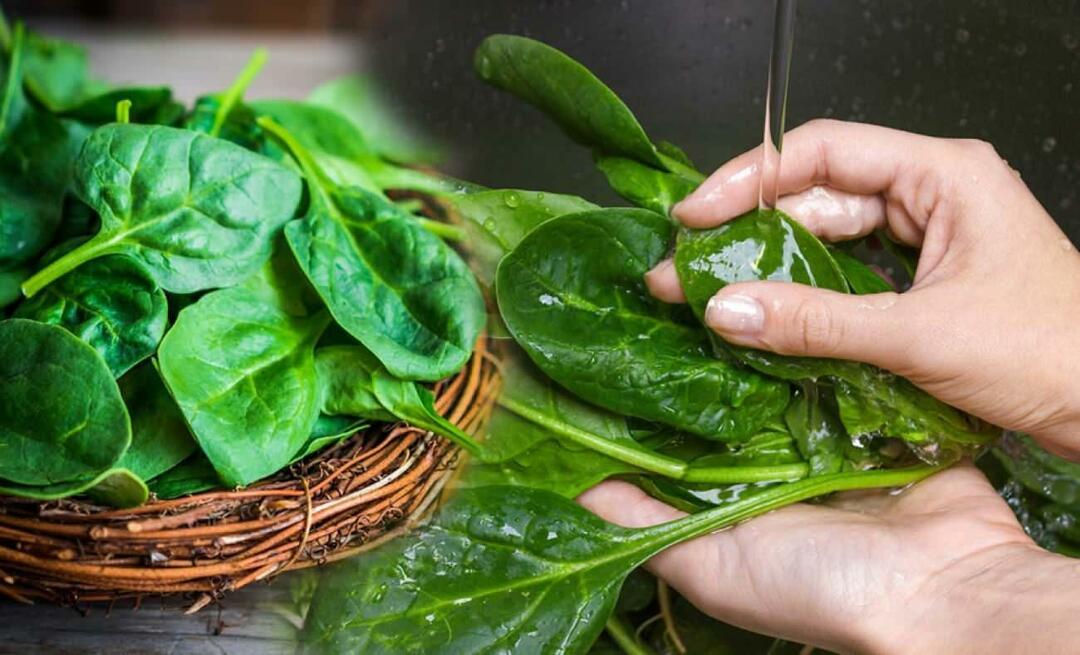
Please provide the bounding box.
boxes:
[0,14,485,507]
[300,35,1068,655]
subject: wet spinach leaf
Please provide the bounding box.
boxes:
[305,468,937,654]
[595,156,697,216]
[450,189,598,286]
[994,432,1080,506]
[15,254,167,377]
[784,382,847,476]
[158,253,331,487]
[830,248,893,294]
[497,207,789,441]
[260,116,485,382]
[0,319,130,486]
[21,123,303,297]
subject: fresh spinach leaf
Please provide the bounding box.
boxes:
[595,156,697,216]
[370,369,482,455]
[157,252,331,487]
[450,188,598,286]
[58,86,173,124]
[784,382,847,476]
[290,416,369,464]
[114,362,197,481]
[147,454,222,500]
[496,207,789,441]
[15,254,168,377]
[21,123,303,297]
[260,116,485,383]
[0,15,106,112]
[0,319,130,486]
[994,432,1080,506]
[305,468,938,654]
[0,467,147,508]
[830,248,893,294]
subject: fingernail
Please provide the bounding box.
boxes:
[645,258,674,280]
[705,294,764,334]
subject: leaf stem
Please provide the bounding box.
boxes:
[0,22,23,134]
[210,47,268,138]
[605,614,657,655]
[497,396,687,479]
[416,217,465,242]
[257,115,338,212]
[682,461,808,484]
[115,99,132,124]
[634,465,942,554]
[21,236,113,298]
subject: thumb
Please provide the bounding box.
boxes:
[703,281,915,372]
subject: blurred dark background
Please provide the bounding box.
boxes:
[8,0,1080,237]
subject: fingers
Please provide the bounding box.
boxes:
[673,119,948,234]
[577,481,717,593]
[644,258,686,303]
[703,282,916,372]
[776,187,886,242]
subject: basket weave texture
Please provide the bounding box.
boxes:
[0,337,499,611]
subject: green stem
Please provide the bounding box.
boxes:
[257,115,339,212]
[635,465,942,553]
[115,99,132,124]
[210,47,268,138]
[368,161,485,197]
[682,461,808,484]
[605,614,656,655]
[657,152,706,185]
[497,397,688,479]
[416,217,464,242]
[21,236,114,297]
[0,8,10,49]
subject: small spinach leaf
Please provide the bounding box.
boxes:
[0,467,147,508]
[15,254,168,377]
[58,86,174,124]
[496,207,789,441]
[147,454,222,500]
[784,382,847,476]
[0,319,130,486]
[115,362,197,481]
[595,156,697,216]
[21,123,303,297]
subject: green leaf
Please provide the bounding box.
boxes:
[304,467,939,653]
[0,467,147,508]
[15,254,168,377]
[475,34,666,169]
[496,207,789,441]
[21,123,303,297]
[450,188,598,286]
[114,362,197,481]
[0,319,130,486]
[307,74,439,164]
[315,345,395,421]
[830,248,893,294]
[0,26,89,269]
[2,21,107,112]
[0,266,27,309]
[290,415,368,464]
[260,117,485,382]
[157,254,331,487]
[57,86,174,124]
[147,454,222,500]
[784,382,847,476]
[595,156,696,216]
[994,432,1080,506]
[370,369,482,455]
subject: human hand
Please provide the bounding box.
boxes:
[580,465,1080,654]
[646,119,1080,459]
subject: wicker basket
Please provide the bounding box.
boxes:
[0,336,500,612]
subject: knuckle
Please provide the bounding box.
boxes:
[789,299,840,355]
[953,137,999,160]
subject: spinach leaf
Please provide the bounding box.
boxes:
[260,116,485,382]
[475,34,667,170]
[994,432,1080,506]
[157,252,331,487]
[830,248,893,294]
[784,382,847,476]
[675,208,995,451]
[0,467,147,508]
[0,15,107,112]
[0,266,26,309]
[291,416,369,464]
[496,207,789,441]
[114,362,197,481]
[451,189,598,286]
[0,319,130,486]
[308,74,439,164]
[370,369,482,455]
[57,86,173,124]
[0,26,88,269]
[147,454,221,500]
[595,156,697,216]
[305,467,938,654]
[21,123,303,297]
[15,254,168,377]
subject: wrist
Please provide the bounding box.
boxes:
[870,544,1080,655]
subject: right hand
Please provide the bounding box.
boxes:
[646,119,1080,459]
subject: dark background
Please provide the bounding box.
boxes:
[10,0,1080,238]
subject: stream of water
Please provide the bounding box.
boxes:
[758,0,798,210]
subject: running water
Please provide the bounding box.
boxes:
[758,0,798,210]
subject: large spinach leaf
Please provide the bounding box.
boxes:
[304,468,937,654]
[260,116,485,382]
[496,208,788,441]
[0,467,147,508]
[21,123,303,297]
[15,254,167,377]
[157,252,330,487]
[0,25,88,269]
[0,319,130,486]
[451,189,598,286]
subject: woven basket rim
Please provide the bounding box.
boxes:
[0,336,500,611]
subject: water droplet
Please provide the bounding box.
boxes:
[504,191,521,208]
[476,55,493,79]
[1042,137,1058,153]
[483,218,496,232]
[955,28,970,44]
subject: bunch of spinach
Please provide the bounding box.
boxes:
[0,15,484,504]
[300,35,1006,655]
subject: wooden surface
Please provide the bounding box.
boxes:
[0,27,359,654]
